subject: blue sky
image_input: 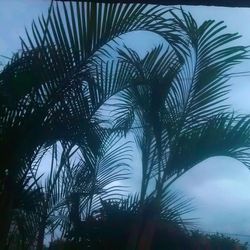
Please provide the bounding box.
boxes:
[1,0,250,244]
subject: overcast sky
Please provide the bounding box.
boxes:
[1,0,250,245]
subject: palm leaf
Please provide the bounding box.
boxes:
[166,10,248,134]
[166,114,250,180]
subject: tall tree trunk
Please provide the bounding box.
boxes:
[36,215,47,250]
[69,193,81,242]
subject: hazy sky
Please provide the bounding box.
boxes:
[1,0,250,245]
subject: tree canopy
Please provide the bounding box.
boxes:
[1,1,250,249]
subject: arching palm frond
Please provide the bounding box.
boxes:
[76,132,132,214]
[166,114,250,180]
[166,10,248,134]
[22,2,168,57]
[35,130,133,238]
[0,2,183,152]
[160,189,195,228]
[0,2,184,106]
[100,9,250,199]
[155,11,250,188]
[112,44,181,133]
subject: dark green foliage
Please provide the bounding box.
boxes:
[47,206,248,250]
[189,231,248,250]
[48,197,191,250]
[1,1,250,249]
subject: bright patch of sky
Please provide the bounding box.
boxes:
[1,0,250,245]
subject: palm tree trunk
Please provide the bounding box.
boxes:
[36,216,47,250]
[69,193,81,242]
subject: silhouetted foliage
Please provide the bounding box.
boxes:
[48,205,248,250]
[1,1,250,249]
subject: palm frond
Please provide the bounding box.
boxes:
[160,189,196,229]
[166,10,248,134]
[166,114,250,179]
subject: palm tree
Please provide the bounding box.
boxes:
[107,11,250,249]
[36,133,131,250]
[112,10,250,199]
[1,1,250,249]
[0,2,180,247]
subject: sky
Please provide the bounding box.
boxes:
[1,0,250,245]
